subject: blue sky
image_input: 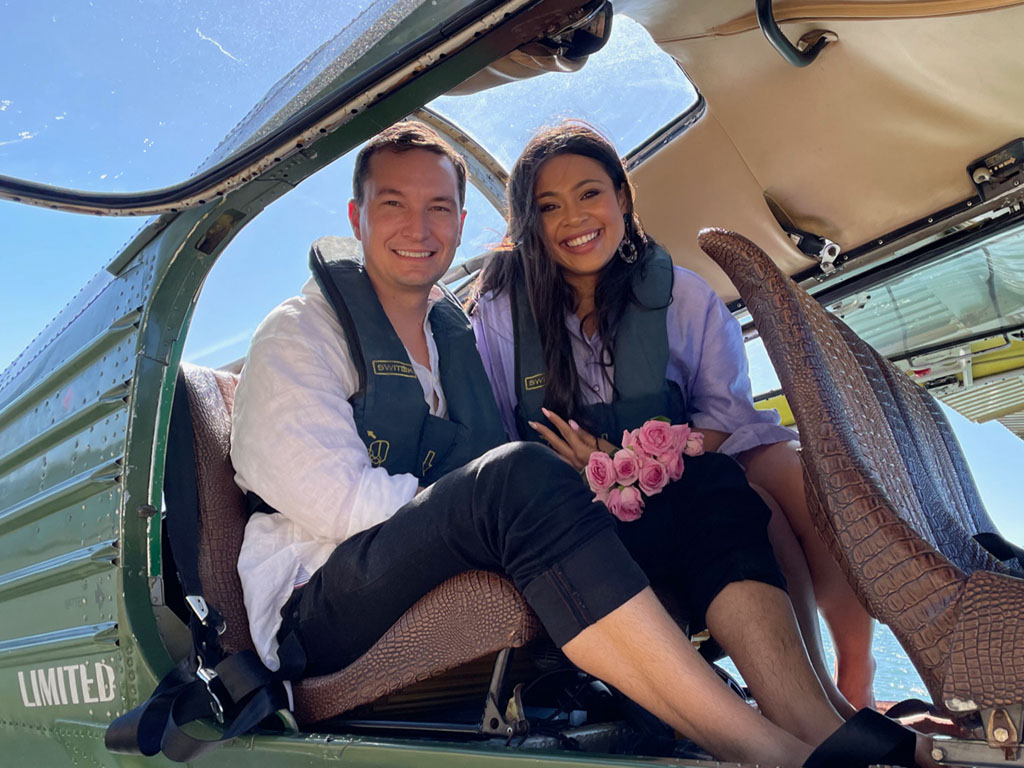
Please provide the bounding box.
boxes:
[2,3,1022,554]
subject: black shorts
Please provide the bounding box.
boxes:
[616,451,787,633]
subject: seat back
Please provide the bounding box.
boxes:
[833,321,1009,573]
[697,229,1024,707]
[172,363,540,725]
[177,363,255,655]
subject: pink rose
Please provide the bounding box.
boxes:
[616,485,645,522]
[638,458,670,496]
[592,488,610,505]
[612,449,640,486]
[585,451,616,493]
[658,451,685,482]
[684,430,705,457]
[621,428,638,451]
[637,419,674,456]
[603,487,621,519]
[670,423,691,454]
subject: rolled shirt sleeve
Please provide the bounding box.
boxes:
[667,267,797,457]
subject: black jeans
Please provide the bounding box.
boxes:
[278,442,782,677]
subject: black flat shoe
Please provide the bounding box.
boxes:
[884,698,938,720]
[804,708,919,768]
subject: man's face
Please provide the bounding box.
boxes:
[349,148,466,299]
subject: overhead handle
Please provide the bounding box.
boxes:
[755,0,834,67]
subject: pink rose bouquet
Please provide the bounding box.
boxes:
[585,418,704,522]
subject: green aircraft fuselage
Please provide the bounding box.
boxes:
[0,2,656,765]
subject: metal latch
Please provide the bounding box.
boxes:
[186,595,210,624]
[785,227,842,275]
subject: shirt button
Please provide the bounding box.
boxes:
[592,385,600,393]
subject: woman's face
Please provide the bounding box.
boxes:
[533,153,628,286]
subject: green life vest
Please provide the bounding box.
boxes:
[510,243,686,442]
[311,237,506,485]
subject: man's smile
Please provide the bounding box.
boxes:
[393,248,436,259]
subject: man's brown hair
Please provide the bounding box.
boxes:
[352,121,468,206]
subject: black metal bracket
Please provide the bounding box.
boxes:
[968,137,1024,202]
[755,0,833,67]
[536,0,612,61]
[481,647,529,738]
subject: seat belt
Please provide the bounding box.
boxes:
[105,371,292,762]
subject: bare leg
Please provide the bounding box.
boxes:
[706,580,845,746]
[741,441,878,710]
[562,587,815,765]
[753,482,858,719]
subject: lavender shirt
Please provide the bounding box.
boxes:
[470,265,797,457]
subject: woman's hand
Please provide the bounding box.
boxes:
[528,408,618,470]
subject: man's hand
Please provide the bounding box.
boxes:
[528,408,618,471]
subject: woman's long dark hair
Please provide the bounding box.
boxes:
[475,121,654,427]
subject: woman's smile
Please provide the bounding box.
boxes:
[561,227,603,253]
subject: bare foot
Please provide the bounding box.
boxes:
[836,653,877,710]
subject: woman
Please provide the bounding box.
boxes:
[470,121,877,714]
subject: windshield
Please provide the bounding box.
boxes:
[0,0,428,192]
[430,15,697,169]
[177,14,696,370]
[1,6,700,374]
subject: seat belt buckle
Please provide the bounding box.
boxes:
[196,659,225,724]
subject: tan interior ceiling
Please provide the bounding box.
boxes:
[621,0,1024,296]
[630,112,817,302]
[620,0,1024,41]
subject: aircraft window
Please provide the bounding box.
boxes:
[181,148,507,368]
[428,15,697,170]
[832,222,1024,360]
[1,0,425,192]
[745,337,783,399]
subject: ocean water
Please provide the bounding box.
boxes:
[719,618,929,703]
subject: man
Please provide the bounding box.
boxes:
[230,122,912,766]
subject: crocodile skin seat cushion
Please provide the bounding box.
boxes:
[179,363,539,724]
[698,229,1024,731]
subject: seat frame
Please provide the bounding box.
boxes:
[166,363,540,732]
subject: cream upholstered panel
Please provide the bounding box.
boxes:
[631,110,815,303]
[619,0,1024,42]
[620,0,1024,254]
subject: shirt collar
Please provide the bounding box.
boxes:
[427,284,446,307]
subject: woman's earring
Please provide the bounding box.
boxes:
[617,215,638,263]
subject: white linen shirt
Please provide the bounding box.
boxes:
[471,264,797,457]
[232,270,446,671]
